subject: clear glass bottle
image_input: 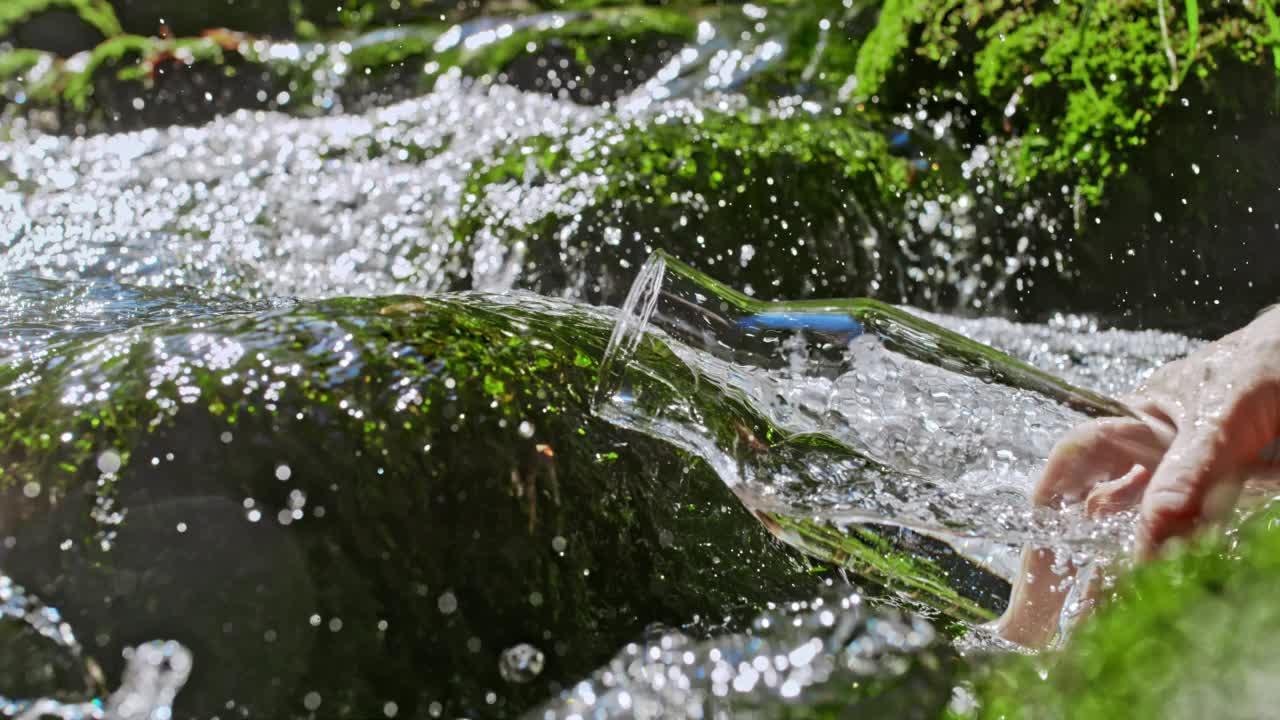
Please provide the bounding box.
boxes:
[593,250,1138,633]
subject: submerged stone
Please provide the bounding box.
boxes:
[0,288,839,718]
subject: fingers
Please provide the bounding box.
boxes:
[1001,460,1156,648]
[1085,463,1151,517]
[1137,382,1280,560]
[1034,417,1167,507]
[997,546,1072,648]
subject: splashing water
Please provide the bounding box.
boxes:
[0,571,192,720]
[593,261,1210,630]
[530,589,943,719]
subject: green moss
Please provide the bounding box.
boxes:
[62,34,153,110]
[344,25,445,75]
[1263,0,1280,72]
[0,48,45,80]
[855,0,1280,204]
[852,0,929,102]
[461,109,915,225]
[769,514,1006,629]
[52,32,233,111]
[0,0,122,40]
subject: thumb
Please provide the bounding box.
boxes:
[1138,386,1280,560]
[1137,428,1235,560]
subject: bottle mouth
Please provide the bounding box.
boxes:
[592,252,667,414]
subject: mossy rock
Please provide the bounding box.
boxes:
[826,0,1280,331]
[489,7,694,104]
[851,0,1280,202]
[459,108,1022,315]
[1023,59,1280,336]
[0,291,837,718]
[0,7,698,131]
[0,34,286,132]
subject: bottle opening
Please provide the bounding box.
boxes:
[592,252,667,414]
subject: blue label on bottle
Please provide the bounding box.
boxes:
[737,313,865,337]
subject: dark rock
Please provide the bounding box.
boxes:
[0,292,836,718]
[6,8,104,56]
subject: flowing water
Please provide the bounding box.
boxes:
[0,6,1242,718]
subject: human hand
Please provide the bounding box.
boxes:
[1035,306,1280,559]
[997,308,1280,648]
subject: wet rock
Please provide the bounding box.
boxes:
[0,574,104,705]
[110,0,289,37]
[1054,61,1280,336]
[0,291,838,718]
[5,8,105,57]
[494,9,691,105]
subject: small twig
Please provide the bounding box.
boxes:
[1157,0,1180,90]
[1178,0,1201,88]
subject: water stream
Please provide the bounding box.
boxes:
[0,5,1251,718]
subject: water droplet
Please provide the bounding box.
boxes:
[303,692,322,711]
[499,643,546,684]
[97,450,122,474]
[518,421,535,438]
[437,591,458,614]
[275,464,292,481]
